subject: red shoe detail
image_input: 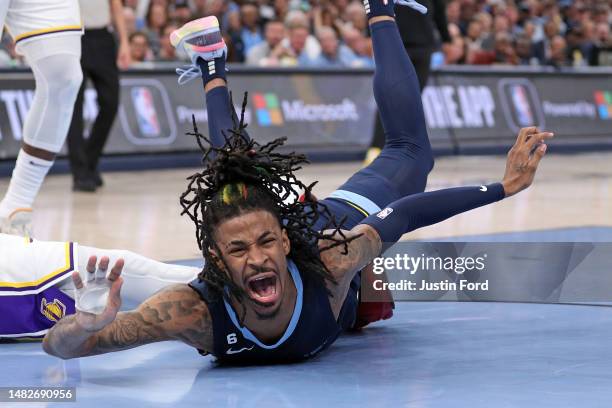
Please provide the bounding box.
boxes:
[354,300,394,329]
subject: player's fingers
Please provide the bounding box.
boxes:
[107,258,125,282]
[526,131,554,150]
[72,271,84,290]
[86,256,97,273]
[86,256,97,282]
[108,277,124,309]
[517,126,537,145]
[96,256,110,281]
[528,143,548,168]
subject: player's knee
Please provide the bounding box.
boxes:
[45,58,83,103]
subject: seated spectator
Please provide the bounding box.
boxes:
[304,27,358,68]
[590,22,612,66]
[546,35,569,69]
[494,32,519,65]
[515,33,538,65]
[226,8,245,62]
[465,18,486,52]
[144,3,168,56]
[341,27,374,67]
[272,23,311,66]
[343,1,368,36]
[274,0,290,23]
[275,11,320,64]
[240,3,264,55]
[129,32,153,65]
[246,20,285,66]
[157,23,186,61]
[170,0,193,25]
[445,23,467,64]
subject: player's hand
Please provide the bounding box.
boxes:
[72,256,124,332]
[116,41,132,70]
[502,127,554,197]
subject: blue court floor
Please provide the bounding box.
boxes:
[2,227,612,407]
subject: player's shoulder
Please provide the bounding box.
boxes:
[318,225,381,277]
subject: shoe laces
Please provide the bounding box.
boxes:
[176,64,202,85]
[396,0,428,14]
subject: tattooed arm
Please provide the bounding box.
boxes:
[318,224,382,318]
[43,257,212,359]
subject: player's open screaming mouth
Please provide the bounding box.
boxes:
[246,272,280,307]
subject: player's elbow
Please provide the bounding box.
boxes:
[42,335,63,359]
[42,334,75,360]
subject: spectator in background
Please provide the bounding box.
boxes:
[515,33,538,65]
[546,35,569,68]
[446,0,460,26]
[533,18,561,64]
[304,26,358,67]
[145,3,168,55]
[591,22,612,66]
[246,20,285,66]
[124,0,138,10]
[192,0,207,18]
[157,23,184,61]
[170,0,193,25]
[493,31,519,65]
[225,6,246,62]
[273,0,290,23]
[129,32,153,64]
[341,27,374,67]
[465,18,485,52]
[270,23,311,66]
[446,23,467,64]
[240,3,264,54]
[343,1,368,36]
[273,11,320,65]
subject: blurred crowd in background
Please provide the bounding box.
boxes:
[1,0,611,68]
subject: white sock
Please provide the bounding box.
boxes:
[0,149,53,218]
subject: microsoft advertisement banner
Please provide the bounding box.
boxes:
[0,70,378,159]
[0,69,611,160]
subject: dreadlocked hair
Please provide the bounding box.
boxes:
[180,92,359,307]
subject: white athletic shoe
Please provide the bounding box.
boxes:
[0,208,33,237]
[170,16,228,84]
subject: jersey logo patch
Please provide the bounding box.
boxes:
[376,207,394,220]
[226,346,254,355]
[41,298,66,322]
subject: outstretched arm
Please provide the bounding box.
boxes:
[43,257,212,359]
[321,127,553,311]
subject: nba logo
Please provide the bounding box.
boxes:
[509,85,534,126]
[131,87,161,137]
[498,78,545,133]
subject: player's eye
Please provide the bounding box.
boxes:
[262,238,275,246]
[229,248,246,256]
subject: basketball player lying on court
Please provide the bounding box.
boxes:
[41,2,553,363]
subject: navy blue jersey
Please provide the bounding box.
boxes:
[189,260,342,364]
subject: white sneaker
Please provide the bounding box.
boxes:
[0,208,33,237]
[170,16,228,84]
